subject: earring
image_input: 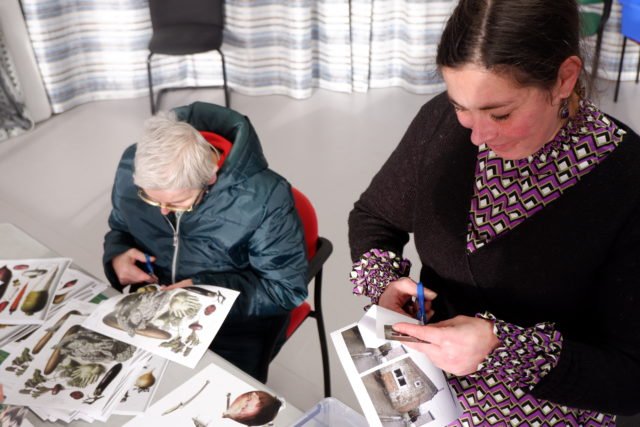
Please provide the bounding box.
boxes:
[558,98,569,120]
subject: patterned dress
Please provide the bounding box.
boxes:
[350,99,625,426]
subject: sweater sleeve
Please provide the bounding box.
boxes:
[348,93,452,262]
[103,147,138,291]
[350,248,412,304]
[473,312,563,390]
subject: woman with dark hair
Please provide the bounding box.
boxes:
[348,0,640,424]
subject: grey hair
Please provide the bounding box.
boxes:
[134,111,219,190]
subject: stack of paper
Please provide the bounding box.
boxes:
[0,263,108,349]
[1,301,153,423]
[0,257,240,425]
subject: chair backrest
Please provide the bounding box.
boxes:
[291,187,318,259]
[148,0,224,30]
[578,0,612,36]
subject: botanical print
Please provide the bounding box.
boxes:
[0,258,71,325]
[331,306,463,427]
[46,268,108,318]
[3,315,146,422]
[0,403,29,427]
[83,286,238,368]
[0,268,107,350]
[2,301,97,387]
[124,363,286,427]
[114,354,168,416]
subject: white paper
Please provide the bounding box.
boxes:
[1,300,98,389]
[82,286,238,368]
[331,306,463,427]
[0,258,72,325]
[125,363,286,427]
[46,268,108,318]
[4,315,146,421]
[113,355,168,415]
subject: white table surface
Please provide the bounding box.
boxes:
[0,223,304,426]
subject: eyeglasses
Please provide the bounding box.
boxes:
[137,187,206,213]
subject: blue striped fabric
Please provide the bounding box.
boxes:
[20,0,640,114]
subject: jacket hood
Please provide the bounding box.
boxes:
[172,102,268,191]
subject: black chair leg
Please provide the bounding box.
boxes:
[614,37,627,103]
[313,270,331,397]
[590,29,604,91]
[147,52,156,115]
[218,49,229,108]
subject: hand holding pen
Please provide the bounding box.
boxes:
[378,277,437,320]
[143,253,159,284]
[112,248,158,287]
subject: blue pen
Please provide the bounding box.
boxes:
[144,253,155,277]
[417,281,428,325]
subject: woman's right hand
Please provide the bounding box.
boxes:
[378,277,437,319]
[112,248,155,286]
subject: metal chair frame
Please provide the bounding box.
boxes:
[147,49,229,115]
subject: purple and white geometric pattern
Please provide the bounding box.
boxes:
[473,312,562,391]
[350,248,412,304]
[445,312,614,426]
[467,99,627,252]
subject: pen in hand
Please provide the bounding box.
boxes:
[144,253,159,284]
[417,281,428,325]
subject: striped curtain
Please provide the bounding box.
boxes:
[21,0,640,114]
[0,30,34,141]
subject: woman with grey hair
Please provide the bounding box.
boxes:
[103,103,308,381]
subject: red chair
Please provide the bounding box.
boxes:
[284,188,333,397]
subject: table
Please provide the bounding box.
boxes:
[0,223,304,426]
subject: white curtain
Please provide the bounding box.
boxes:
[0,30,34,141]
[21,0,640,114]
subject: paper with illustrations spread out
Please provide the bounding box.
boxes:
[125,362,286,427]
[4,313,148,422]
[331,305,463,427]
[0,258,71,325]
[82,286,238,368]
[0,267,108,350]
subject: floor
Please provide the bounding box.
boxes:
[1,78,639,422]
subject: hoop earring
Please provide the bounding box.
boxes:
[558,98,570,120]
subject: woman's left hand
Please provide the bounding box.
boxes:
[393,315,500,376]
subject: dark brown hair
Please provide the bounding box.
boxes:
[437,0,583,91]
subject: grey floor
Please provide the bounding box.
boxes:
[1,78,639,422]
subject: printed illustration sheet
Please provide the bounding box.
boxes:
[82,286,238,368]
[3,313,148,422]
[0,267,107,349]
[0,258,72,325]
[113,354,168,416]
[331,305,463,427]
[124,362,286,427]
[1,300,99,390]
[46,268,108,319]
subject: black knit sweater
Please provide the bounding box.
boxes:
[349,92,640,415]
